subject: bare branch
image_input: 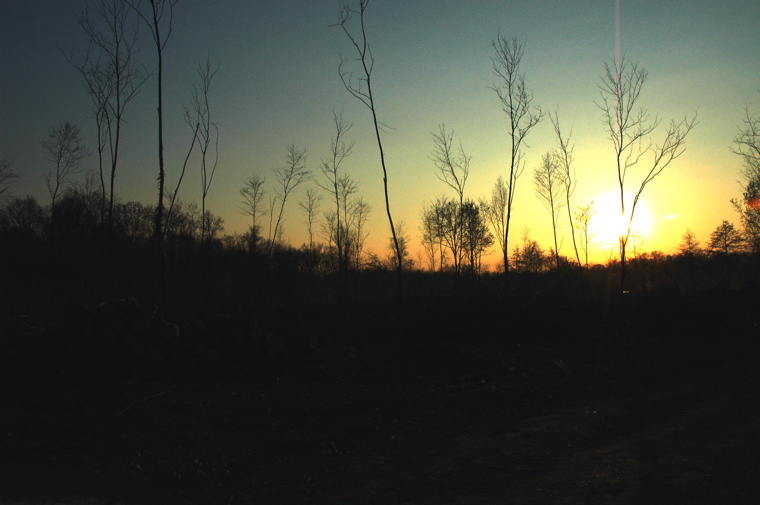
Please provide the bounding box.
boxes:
[430,124,470,203]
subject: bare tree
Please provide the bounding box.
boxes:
[334,0,402,276]
[68,0,147,231]
[183,56,220,246]
[597,56,697,291]
[43,122,91,213]
[573,202,596,274]
[115,200,154,244]
[0,157,19,204]
[461,200,494,275]
[239,172,267,254]
[490,35,543,273]
[533,152,565,270]
[387,220,412,271]
[317,112,355,274]
[4,196,47,235]
[730,105,760,254]
[550,111,583,272]
[420,201,444,272]
[430,124,470,276]
[299,188,322,249]
[320,174,365,270]
[512,227,547,274]
[164,120,200,237]
[352,198,372,268]
[431,196,464,274]
[431,124,469,204]
[485,176,509,272]
[128,0,178,244]
[268,144,311,257]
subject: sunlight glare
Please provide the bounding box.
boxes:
[589,192,652,250]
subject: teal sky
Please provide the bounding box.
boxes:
[1,1,758,265]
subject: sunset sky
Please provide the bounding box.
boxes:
[1,1,758,266]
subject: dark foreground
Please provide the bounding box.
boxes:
[1,292,759,504]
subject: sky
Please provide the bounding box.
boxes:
[1,0,759,267]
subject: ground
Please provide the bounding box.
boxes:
[2,295,759,504]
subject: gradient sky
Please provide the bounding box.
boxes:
[2,1,758,266]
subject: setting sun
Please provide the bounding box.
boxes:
[589,192,652,257]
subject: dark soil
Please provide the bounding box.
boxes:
[2,295,759,504]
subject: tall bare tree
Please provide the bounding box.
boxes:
[239,172,267,254]
[533,152,565,270]
[183,56,220,246]
[68,0,146,231]
[550,111,582,272]
[597,56,697,291]
[490,35,543,273]
[43,121,91,213]
[317,112,355,274]
[128,0,178,244]
[334,0,402,277]
[268,144,311,257]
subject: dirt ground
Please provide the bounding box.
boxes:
[2,303,760,504]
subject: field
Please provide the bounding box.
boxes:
[2,285,759,504]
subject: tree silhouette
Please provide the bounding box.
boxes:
[0,157,18,204]
[709,220,745,289]
[299,188,322,249]
[317,112,355,274]
[550,112,582,275]
[4,196,47,235]
[490,35,543,273]
[731,105,760,254]
[183,56,220,247]
[430,125,470,276]
[574,202,596,276]
[127,0,177,243]
[43,122,91,215]
[709,221,744,257]
[239,173,267,255]
[68,0,146,232]
[268,145,311,258]
[678,228,702,290]
[461,200,493,275]
[334,0,402,278]
[533,152,565,271]
[597,56,697,292]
